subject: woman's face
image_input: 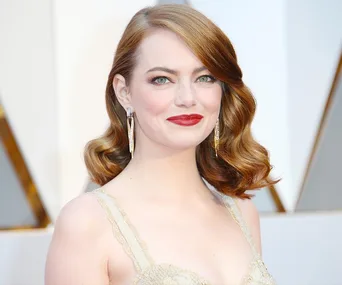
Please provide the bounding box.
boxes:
[126,29,222,150]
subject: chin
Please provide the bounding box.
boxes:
[162,134,207,150]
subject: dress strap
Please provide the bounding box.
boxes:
[93,188,154,272]
[220,195,260,258]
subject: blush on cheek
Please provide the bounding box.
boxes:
[135,99,170,135]
[198,88,222,111]
[135,89,173,116]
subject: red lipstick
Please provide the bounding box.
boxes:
[166,114,203,126]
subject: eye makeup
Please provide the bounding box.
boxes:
[148,74,217,86]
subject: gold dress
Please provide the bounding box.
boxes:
[93,188,276,285]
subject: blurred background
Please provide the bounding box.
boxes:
[0,0,341,284]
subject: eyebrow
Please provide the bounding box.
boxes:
[145,66,208,75]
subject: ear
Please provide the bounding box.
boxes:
[113,74,133,111]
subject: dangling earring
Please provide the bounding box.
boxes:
[214,117,220,157]
[126,107,134,159]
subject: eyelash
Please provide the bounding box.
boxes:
[150,75,217,85]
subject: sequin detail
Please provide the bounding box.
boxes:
[134,264,210,285]
[93,189,276,285]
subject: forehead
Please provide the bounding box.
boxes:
[135,29,203,71]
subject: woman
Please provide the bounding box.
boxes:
[45,4,277,285]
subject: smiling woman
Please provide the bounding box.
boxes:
[45,4,278,285]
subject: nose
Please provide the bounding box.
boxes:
[174,81,197,108]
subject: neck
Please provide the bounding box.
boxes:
[120,136,209,200]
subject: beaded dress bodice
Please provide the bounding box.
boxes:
[93,189,276,285]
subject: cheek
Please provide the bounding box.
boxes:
[197,85,222,111]
[131,84,172,116]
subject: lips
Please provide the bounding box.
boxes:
[166,114,204,126]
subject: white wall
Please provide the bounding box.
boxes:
[0,0,59,220]
[261,213,342,285]
[0,228,52,285]
[287,0,342,206]
[1,214,342,285]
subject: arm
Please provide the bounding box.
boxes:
[45,194,109,285]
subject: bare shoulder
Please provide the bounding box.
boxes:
[45,192,109,285]
[235,197,262,254]
[235,197,260,225]
[53,191,107,237]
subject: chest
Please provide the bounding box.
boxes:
[94,189,274,285]
[107,209,254,285]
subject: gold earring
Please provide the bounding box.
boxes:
[214,117,219,157]
[126,107,134,159]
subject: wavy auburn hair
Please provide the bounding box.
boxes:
[84,4,278,198]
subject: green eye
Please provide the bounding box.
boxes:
[197,75,215,83]
[152,77,170,85]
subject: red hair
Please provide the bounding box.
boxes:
[84,4,278,198]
